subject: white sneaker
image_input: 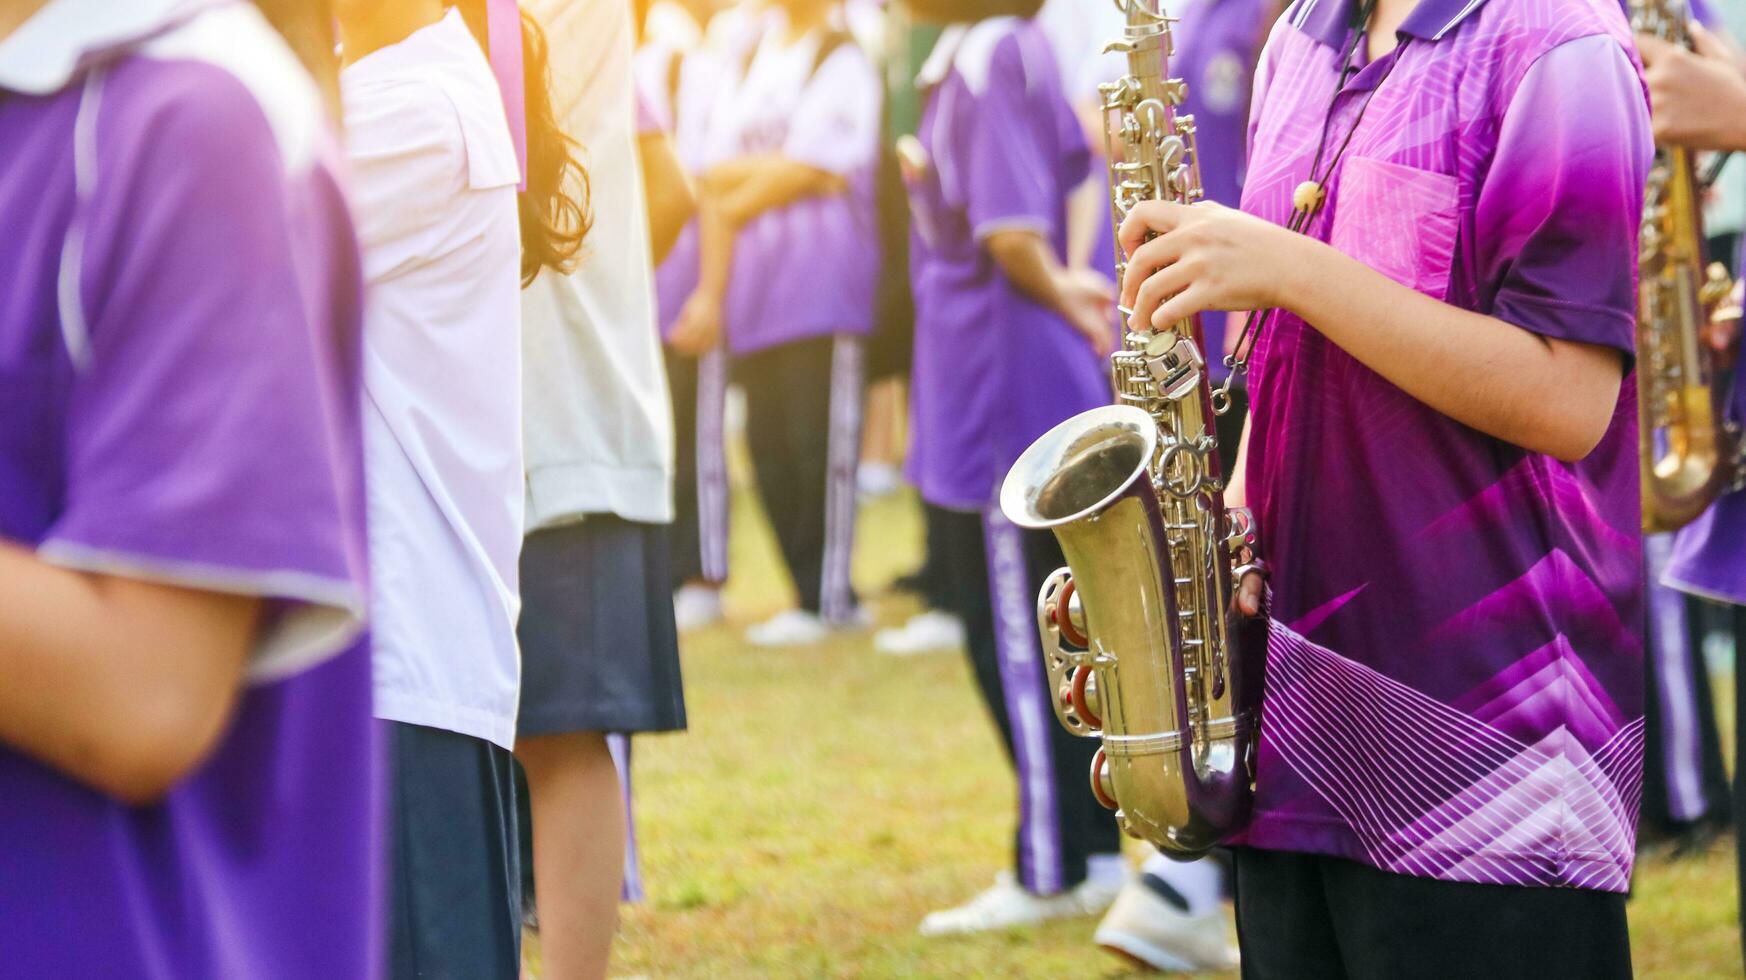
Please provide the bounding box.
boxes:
[673,584,724,632]
[857,461,903,498]
[745,609,832,647]
[874,610,967,656]
[1093,876,1239,972]
[919,872,1117,937]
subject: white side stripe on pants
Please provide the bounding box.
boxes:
[820,335,866,625]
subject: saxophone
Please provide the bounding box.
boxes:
[1633,0,1743,533]
[998,0,1267,858]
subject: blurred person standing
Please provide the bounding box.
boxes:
[1635,0,1736,853]
[0,0,376,975]
[671,0,884,647]
[644,0,772,632]
[336,0,533,974]
[513,0,695,974]
[901,0,1131,934]
[1644,0,1746,958]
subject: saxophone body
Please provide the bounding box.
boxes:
[1633,0,1742,534]
[998,0,1267,858]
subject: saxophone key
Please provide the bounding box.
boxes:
[1142,335,1205,400]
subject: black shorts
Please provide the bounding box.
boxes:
[1233,847,1632,980]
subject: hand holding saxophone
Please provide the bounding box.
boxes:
[1118,200,1313,333]
[1638,22,1746,151]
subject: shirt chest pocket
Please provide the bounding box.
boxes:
[1328,156,1459,301]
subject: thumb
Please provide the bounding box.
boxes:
[1691,21,1729,60]
[1636,32,1675,67]
[1236,571,1264,618]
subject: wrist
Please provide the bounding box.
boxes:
[1044,264,1079,319]
[1268,229,1328,314]
[1724,98,1746,153]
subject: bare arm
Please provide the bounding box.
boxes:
[1223,415,1264,617]
[1224,413,1251,509]
[669,156,849,354]
[707,155,847,228]
[1639,25,1746,151]
[985,228,1116,357]
[639,131,695,265]
[1121,202,1624,462]
[668,195,733,354]
[0,544,258,804]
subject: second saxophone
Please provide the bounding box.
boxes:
[1633,0,1743,533]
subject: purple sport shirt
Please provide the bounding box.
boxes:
[1666,337,1746,604]
[718,37,882,355]
[0,2,379,975]
[1232,0,1651,891]
[907,18,1110,510]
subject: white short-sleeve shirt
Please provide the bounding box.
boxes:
[342,9,525,749]
[721,27,881,176]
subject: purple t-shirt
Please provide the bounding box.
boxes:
[1666,306,1746,603]
[1233,0,1650,891]
[717,32,882,354]
[0,3,378,975]
[907,19,1109,510]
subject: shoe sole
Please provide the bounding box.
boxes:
[1094,929,1231,973]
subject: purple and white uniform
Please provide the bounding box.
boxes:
[0,0,375,974]
[1665,0,1746,612]
[1235,0,1651,892]
[908,18,1114,894]
[1667,387,1746,607]
[906,18,1107,512]
[643,5,774,341]
[636,11,771,585]
[717,26,882,354]
[714,23,882,625]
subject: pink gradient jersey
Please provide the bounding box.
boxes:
[1233,0,1652,891]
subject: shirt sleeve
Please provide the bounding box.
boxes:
[783,44,881,176]
[1246,15,1290,163]
[341,77,470,283]
[967,32,1079,241]
[633,66,669,136]
[1473,35,1651,357]
[41,67,367,682]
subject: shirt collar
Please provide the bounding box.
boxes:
[0,0,223,95]
[915,23,968,89]
[1291,0,1489,49]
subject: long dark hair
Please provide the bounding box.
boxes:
[456,2,592,286]
[514,9,591,286]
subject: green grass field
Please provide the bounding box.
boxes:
[596,488,1743,978]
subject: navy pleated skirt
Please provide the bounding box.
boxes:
[516,517,687,737]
